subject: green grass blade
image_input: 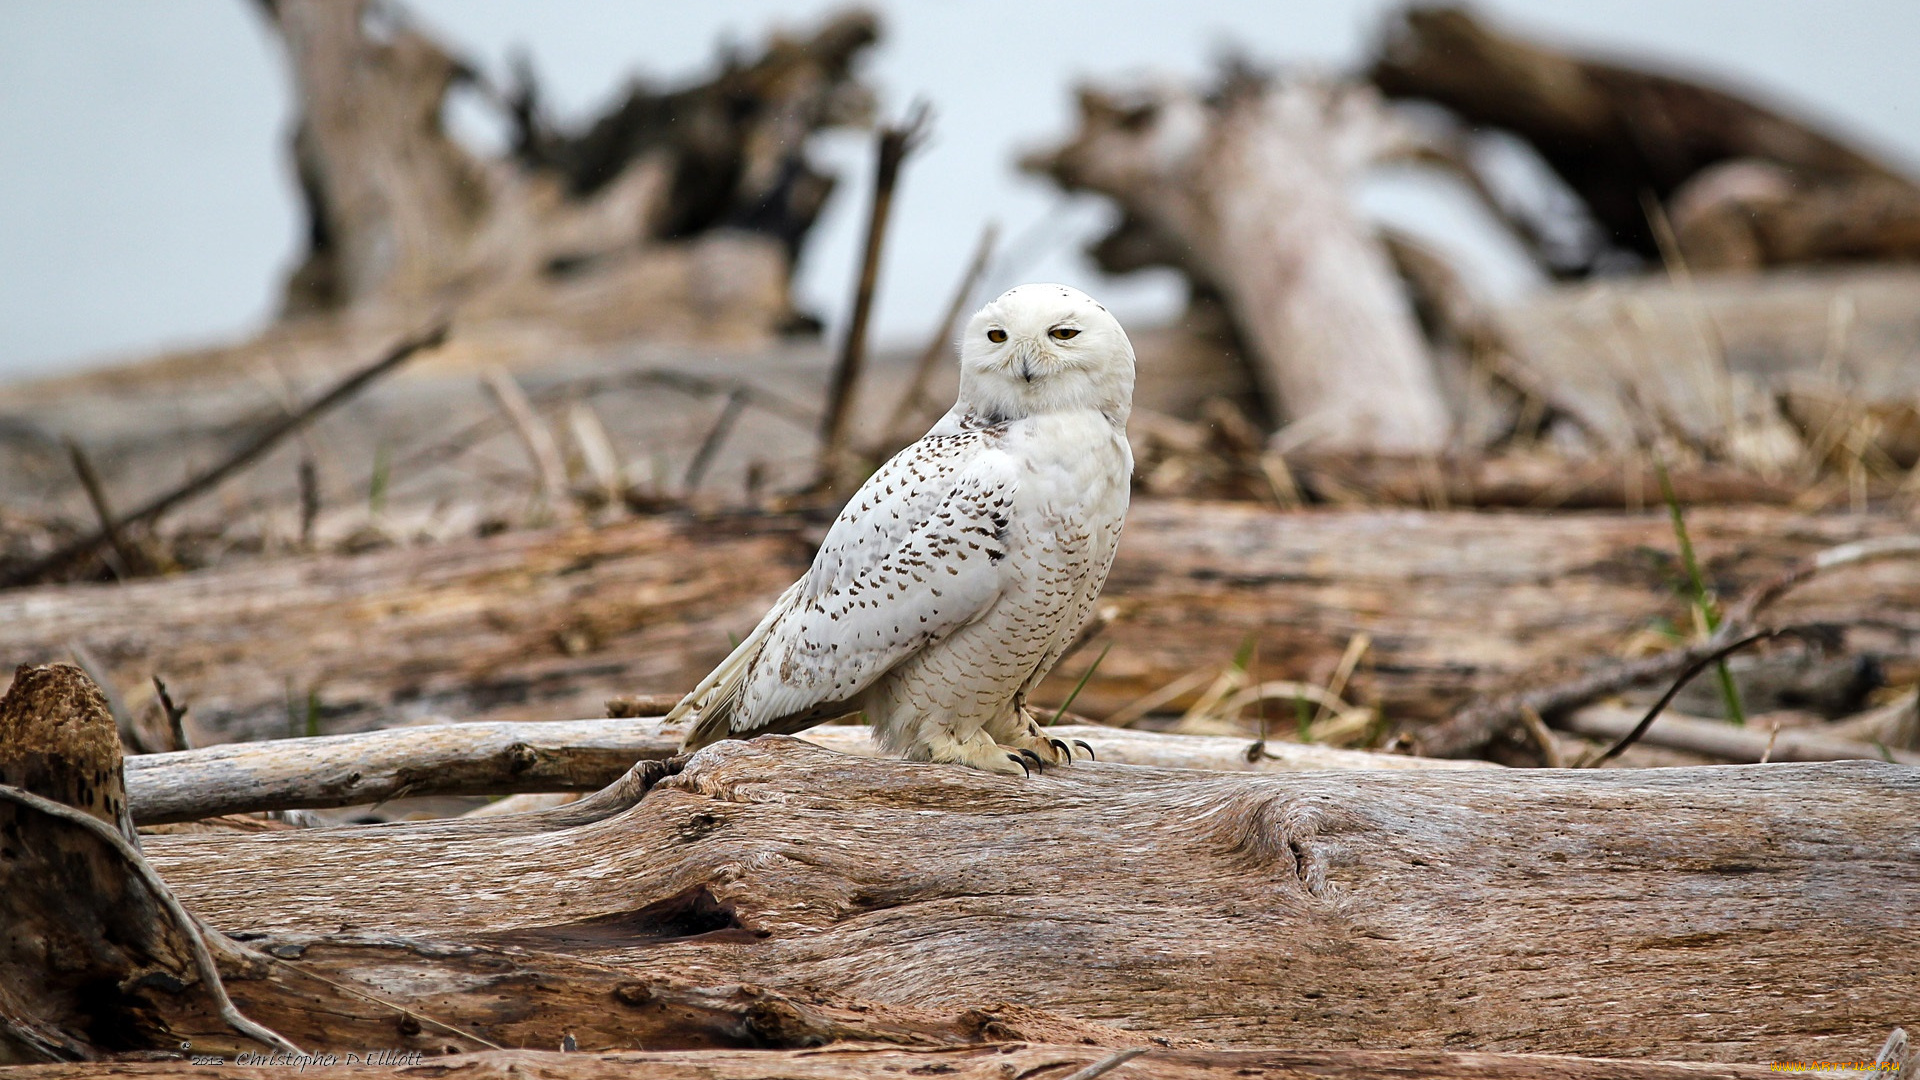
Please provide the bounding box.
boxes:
[1051,642,1113,725]
[1657,457,1747,725]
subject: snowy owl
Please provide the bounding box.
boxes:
[668,283,1134,774]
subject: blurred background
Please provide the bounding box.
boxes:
[5,1,1918,376]
[2,1,1917,773]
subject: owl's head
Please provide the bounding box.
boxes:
[956,283,1135,424]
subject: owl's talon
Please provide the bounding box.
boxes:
[1007,753,1032,777]
[1072,739,1095,760]
[1017,748,1047,773]
[1047,737,1072,761]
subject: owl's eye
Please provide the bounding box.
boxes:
[986,328,1008,343]
[1049,327,1080,340]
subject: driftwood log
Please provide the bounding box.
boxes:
[3,501,1915,745]
[1025,74,1449,452]
[1368,4,1919,275]
[5,663,1913,1070]
[116,738,1920,1062]
[0,1045,1808,1079]
[261,0,875,327]
[1670,160,1920,273]
[121,717,1488,825]
[1558,703,1920,766]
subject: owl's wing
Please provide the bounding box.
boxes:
[674,431,1017,748]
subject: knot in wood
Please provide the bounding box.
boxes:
[503,741,539,774]
[1219,789,1362,899]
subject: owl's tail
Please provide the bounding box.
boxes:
[667,581,803,752]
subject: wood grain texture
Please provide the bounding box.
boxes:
[140,738,1920,1063]
[4,502,1915,743]
[0,1044,1790,1079]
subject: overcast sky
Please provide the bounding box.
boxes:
[2,1,1916,378]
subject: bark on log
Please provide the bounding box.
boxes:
[1368,4,1916,275]
[121,718,1489,825]
[132,739,1919,1062]
[3,502,1916,743]
[1025,74,1450,453]
[0,1044,1796,1079]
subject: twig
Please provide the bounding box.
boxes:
[1059,1047,1149,1080]
[153,675,191,753]
[1103,669,1218,730]
[683,388,750,495]
[817,100,933,485]
[1313,632,1371,729]
[0,782,304,1055]
[482,366,572,516]
[1586,628,1787,766]
[67,640,149,755]
[1724,535,1920,627]
[1517,704,1565,768]
[297,456,321,549]
[874,221,998,454]
[64,438,138,578]
[567,401,626,510]
[0,321,449,589]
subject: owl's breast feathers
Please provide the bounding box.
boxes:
[672,409,1128,749]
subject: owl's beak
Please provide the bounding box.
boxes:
[1019,359,1035,383]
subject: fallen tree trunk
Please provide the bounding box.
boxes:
[1557,703,1920,766]
[1670,160,1920,272]
[262,0,873,320]
[132,738,1918,1062]
[3,502,1916,743]
[123,717,1489,825]
[1025,74,1450,452]
[0,1044,1796,1079]
[1368,4,1916,274]
[1283,452,1818,509]
[7,665,1912,1066]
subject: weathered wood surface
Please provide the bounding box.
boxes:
[263,0,871,323]
[4,502,1916,744]
[122,717,1488,825]
[138,739,1919,1062]
[0,1044,1790,1079]
[1026,75,1450,452]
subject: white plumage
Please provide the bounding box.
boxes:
[669,283,1134,773]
